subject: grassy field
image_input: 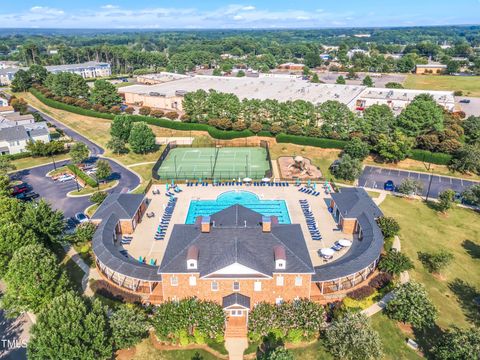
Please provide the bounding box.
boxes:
[132,340,220,360]
[10,153,71,172]
[404,74,480,97]
[381,195,480,328]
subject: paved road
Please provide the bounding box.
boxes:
[11,106,141,220]
[455,96,480,117]
[359,166,479,199]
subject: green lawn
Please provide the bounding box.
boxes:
[404,74,480,97]
[370,313,422,360]
[381,195,480,328]
[132,339,220,360]
[10,153,70,172]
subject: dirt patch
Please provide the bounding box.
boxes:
[116,347,136,360]
[396,322,414,336]
[278,156,322,180]
[433,273,447,281]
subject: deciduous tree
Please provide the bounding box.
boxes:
[110,304,149,350]
[90,79,122,108]
[128,122,156,154]
[69,142,90,164]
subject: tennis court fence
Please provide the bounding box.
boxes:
[152,141,273,181]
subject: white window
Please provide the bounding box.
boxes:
[295,276,302,286]
[233,281,240,291]
[254,281,262,292]
[275,297,283,305]
[276,275,284,286]
[211,281,219,291]
[189,276,196,286]
[230,309,243,317]
[170,276,178,286]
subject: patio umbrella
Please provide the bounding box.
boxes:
[243,177,252,182]
[338,239,352,247]
[313,182,316,190]
[307,179,311,187]
[262,177,271,182]
[320,248,335,256]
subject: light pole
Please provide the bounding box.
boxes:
[423,153,434,202]
[51,154,57,171]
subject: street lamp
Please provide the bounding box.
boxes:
[422,153,434,202]
[51,154,57,171]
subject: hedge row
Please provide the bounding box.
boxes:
[30,88,115,120]
[410,149,452,165]
[66,164,98,187]
[276,133,348,149]
[2,152,32,160]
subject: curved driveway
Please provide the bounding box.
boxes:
[12,106,141,220]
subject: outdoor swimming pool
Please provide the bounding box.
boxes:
[185,190,291,224]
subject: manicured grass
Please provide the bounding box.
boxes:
[10,153,70,172]
[85,203,99,217]
[72,241,94,268]
[129,163,155,183]
[381,195,480,328]
[404,74,480,97]
[289,340,333,360]
[367,190,381,198]
[370,313,422,360]
[132,339,220,360]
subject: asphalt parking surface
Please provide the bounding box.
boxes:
[455,96,480,117]
[10,106,141,222]
[359,166,479,198]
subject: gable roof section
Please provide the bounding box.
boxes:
[0,125,29,142]
[222,293,250,309]
[331,187,383,219]
[92,193,145,220]
[159,205,314,277]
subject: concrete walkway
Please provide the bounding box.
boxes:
[225,338,248,360]
[62,244,100,296]
[361,235,410,317]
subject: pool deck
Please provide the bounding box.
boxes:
[120,184,354,269]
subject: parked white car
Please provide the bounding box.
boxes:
[57,174,75,182]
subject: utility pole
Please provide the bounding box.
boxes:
[423,153,434,202]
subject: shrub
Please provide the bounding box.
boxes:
[66,164,98,187]
[90,191,108,205]
[110,106,121,114]
[138,106,151,116]
[410,149,452,165]
[378,249,414,276]
[417,250,454,273]
[125,107,134,114]
[347,285,375,300]
[276,133,347,149]
[286,329,303,344]
[164,111,178,120]
[368,273,392,289]
[376,217,400,238]
[150,109,164,118]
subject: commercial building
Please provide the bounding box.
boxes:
[415,64,447,75]
[277,62,305,71]
[119,74,456,114]
[0,61,111,85]
[91,186,384,326]
[0,112,50,154]
[136,72,190,85]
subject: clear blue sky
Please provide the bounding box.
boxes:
[1,1,479,28]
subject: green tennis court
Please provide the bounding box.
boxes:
[156,147,271,180]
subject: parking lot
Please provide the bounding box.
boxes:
[358,166,479,198]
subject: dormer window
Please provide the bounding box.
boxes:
[186,245,199,270]
[273,245,286,270]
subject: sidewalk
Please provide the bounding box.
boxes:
[62,244,100,296]
[361,235,410,317]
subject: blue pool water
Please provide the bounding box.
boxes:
[186,190,291,224]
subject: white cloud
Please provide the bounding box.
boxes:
[30,6,64,16]
[241,6,256,11]
[101,5,119,10]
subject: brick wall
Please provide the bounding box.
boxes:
[161,273,311,307]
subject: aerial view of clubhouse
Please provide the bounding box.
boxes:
[91,143,383,325]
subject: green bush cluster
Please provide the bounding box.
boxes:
[248,299,325,343]
[276,133,347,149]
[30,88,115,120]
[2,152,32,160]
[66,164,98,187]
[410,149,452,165]
[151,297,225,345]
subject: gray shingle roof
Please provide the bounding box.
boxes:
[92,193,145,220]
[222,293,250,308]
[159,205,314,277]
[313,188,384,282]
[331,188,383,219]
[92,213,162,282]
[0,125,29,142]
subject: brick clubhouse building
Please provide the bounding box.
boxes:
[91,187,384,325]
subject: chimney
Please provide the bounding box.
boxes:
[262,216,271,232]
[186,245,199,270]
[201,216,211,233]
